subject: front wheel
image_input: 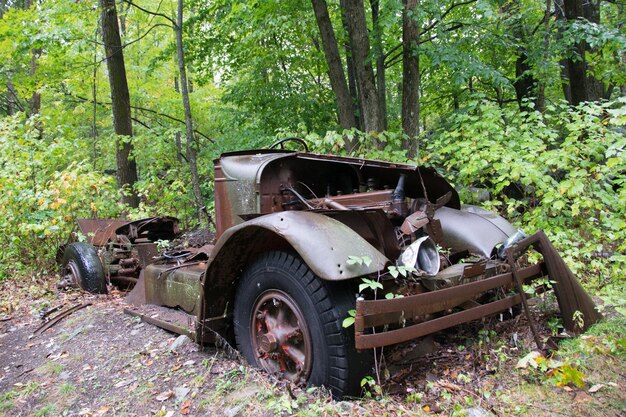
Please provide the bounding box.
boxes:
[61,242,107,294]
[233,251,371,398]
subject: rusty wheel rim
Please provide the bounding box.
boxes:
[250,290,312,384]
[64,260,80,286]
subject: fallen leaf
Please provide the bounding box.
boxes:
[49,351,68,361]
[181,399,191,415]
[156,390,174,402]
[516,351,543,369]
[563,386,573,392]
[114,378,135,388]
[438,380,462,391]
[574,392,593,403]
[94,405,109,416]
[588,384,604,393]
[82,364,92,371]
[423,405,431,412]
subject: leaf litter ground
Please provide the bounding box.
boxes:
[0,278,624,417]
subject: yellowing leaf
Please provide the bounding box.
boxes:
[156,390,174,401]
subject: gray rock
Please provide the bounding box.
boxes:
[465,407,495,417]
[225,404,243,417]
[225,384,262,403]
[169,335,192,352]
[174,386,190,402]
[336,401,366,415]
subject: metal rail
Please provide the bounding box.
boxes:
[354,263,545,349]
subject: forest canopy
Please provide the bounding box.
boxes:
[0,0,624,298]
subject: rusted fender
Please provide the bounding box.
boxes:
[207,211,389,281]
[434,205,517,258]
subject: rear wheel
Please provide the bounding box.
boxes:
[233,251,371,398]
[62,242,107,294]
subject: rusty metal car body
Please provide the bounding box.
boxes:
[60,145,601,397]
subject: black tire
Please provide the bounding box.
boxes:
[233,251,371,398]
[62,242,107,294]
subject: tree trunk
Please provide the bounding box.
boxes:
[6,79,16,115]
[340,0,362,130]
[370,0,387,130]
[92,25,100,168]
[402,0,419,159]
[173,76,183,162]
[536,0,551,112]
[558,0,604,104]
[513,52,538,109]
[342,0,383,137]
[22,0,41,116]
[100,0,139,208]
[311,0,357,151]
[622,54,626,97]
[29,48,41,114]
[618,1,626,97]
[176,0,203,219]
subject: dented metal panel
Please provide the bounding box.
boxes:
[207,211,389,281]
[213,152,293,238]
[143,263,205,315]
[76,219,127,246]
[434,205,517,257]
[114,216,180,242]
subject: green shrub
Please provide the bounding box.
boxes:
[425,98,626,285]
[0,114,122,280]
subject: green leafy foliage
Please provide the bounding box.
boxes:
[0,114,121,280]
[0,0,624,296]
[346,255,373,267]
[342,309,356,328]
[424,98,626,284]
[358,277,383,293]
[517,352,587,388]
[387,265,416,279]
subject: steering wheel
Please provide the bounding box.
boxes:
[269,137,309,152]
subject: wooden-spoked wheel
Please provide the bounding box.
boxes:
[251,290,312,384]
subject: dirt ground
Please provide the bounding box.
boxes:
[0,292,247,416]
[1,284,625,417]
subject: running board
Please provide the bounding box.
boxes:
[124,304,196,340]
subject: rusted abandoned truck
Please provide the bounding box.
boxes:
[59,139,601,397]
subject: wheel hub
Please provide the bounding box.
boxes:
[59,260,80,288]
[251,290,312,384]
[258,333,279,353]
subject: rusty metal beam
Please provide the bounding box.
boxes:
[34,303,92,335]
[124,308,196,340]
[357,263,544,328]
[508,231,602,333]
[355,294,521,349]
